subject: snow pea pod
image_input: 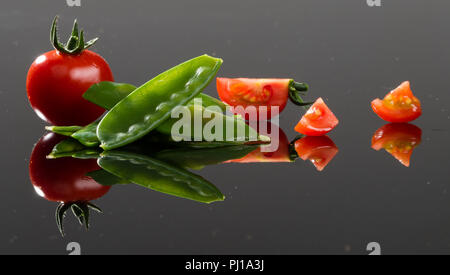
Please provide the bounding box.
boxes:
[157,104,271,143]
[84,81,227,112]
[47,138,100,159]
[45,125,83,137]
[86,169,129,186]
[47,121,101,147]
[83,82,137,110]
[71,121,100,147]
[98,55,223,150]
[154,145,258,170]
[98,151,224,203]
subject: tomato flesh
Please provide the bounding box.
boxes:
[26,50,114,126]
[225,122,291,163]
[217,78,291,120]
[294,136,339,171]
[29,133,110,202]
[371,123,422,167]
[294,98,339,136]
[371,81,422,123]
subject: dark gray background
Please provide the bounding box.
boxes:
[1,0,449,255]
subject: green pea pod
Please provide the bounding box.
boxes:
[45,125,83,137]
[156,105,271,144]
[98,151,225,204]
[47,138,100,159]
[141,132,263,149]
[154,145,258,170]
[86,169,129,186]
[83,82,137,110]
[98,55,223,150]
[83,81,227,112]
[70,121,100,147]
[47,121,100,148]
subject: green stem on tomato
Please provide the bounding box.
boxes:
[288,81,313,107]
[51,15,99,55]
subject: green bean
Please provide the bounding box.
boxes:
[98,55,223,150]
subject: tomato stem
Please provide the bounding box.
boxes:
[51,15,99,55]
[288,81,312,107]
[55,201,102,237]
[288,135,304,161]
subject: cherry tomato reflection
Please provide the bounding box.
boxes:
[29,133,110,235]
[294,136,339,172]
[225,122,292,163]
[371,123,422,167]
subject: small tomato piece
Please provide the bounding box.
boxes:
[294,135,339,171]
[371,81,422,123]
[371,123,422,167]
[294,98,339,136]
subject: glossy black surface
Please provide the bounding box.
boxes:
[1,0,450,254]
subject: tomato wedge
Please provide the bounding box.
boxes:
[371,123,422,167]
[217,78,309,120]
[294,98,339,136]
[294,136,339,171]
[225,122,291,163]
[371,81,422,123]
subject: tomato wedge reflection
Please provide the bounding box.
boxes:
[225,122,292,163]
[371,123,422,167]
[294,136,339,171]
[29,133,110,235]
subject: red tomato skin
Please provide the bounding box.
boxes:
[371,123,422,167]
[217,78,290,120]
[26,50,114,126]
[371,99,422,123]
[225,122,291,163]
[29,133,110,203]
[371,81,422,123]
[294,98,339,136]
[294,135,339,171]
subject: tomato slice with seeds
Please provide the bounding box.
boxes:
[371,81,422,123]
[217,78,308,120]
[294,98,339,136]
[294,136,339,171]
[371,123,422,167]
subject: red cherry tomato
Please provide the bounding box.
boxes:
[26,17,114,126]
[371,123,422,167]
[27,50,113,126]
[371,81,422,123]
[217,78,308,120]
[294,98,339,136]
[225,122,291,163]
[294,136,339,171]
[29,133,110,203]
